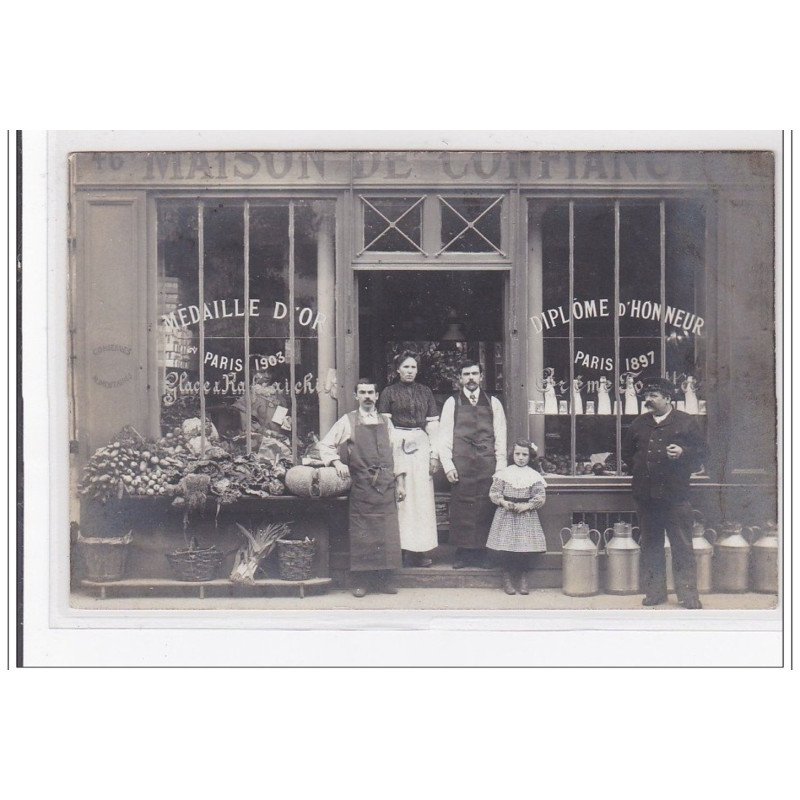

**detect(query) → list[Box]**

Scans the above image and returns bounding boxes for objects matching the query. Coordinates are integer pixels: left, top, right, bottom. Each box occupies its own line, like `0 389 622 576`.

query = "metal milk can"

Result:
691 520 717 595
751 522 779 594
559 523 602 597
603 522 641 595
713 521 752 593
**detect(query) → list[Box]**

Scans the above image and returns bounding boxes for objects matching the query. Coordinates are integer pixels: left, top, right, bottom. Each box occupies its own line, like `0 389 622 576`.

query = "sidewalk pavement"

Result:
71 587 778 612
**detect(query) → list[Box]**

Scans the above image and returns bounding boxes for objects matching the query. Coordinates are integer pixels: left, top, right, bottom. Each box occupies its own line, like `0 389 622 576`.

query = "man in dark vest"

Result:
319 378 407 597
622 377 707 609
438 360 508 569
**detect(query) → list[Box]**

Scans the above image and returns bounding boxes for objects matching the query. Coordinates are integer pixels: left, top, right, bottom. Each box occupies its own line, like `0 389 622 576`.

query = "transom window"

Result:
356 193 508 261
438 195 504 255
360 196 424 254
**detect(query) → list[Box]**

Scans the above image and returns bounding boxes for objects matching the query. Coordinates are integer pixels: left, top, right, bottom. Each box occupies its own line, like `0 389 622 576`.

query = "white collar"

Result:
652 407 672 423
463 388 481 400
359 407 378 418
494 464 544 488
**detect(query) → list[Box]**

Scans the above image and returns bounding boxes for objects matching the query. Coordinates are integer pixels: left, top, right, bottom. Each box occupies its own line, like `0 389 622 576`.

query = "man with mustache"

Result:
438 360 507 569
319 378 407 597
622 378 707 609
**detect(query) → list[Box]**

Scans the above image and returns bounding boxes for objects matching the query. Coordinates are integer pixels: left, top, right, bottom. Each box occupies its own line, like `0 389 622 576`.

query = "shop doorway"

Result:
357 270 506 412
357 270 507 546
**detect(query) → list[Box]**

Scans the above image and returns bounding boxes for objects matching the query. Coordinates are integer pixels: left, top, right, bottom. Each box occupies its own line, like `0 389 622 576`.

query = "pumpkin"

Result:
285 465 351 497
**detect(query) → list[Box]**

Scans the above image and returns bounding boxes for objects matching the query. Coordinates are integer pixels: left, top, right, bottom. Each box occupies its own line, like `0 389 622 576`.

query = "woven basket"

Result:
276 539 316 581
78 532 132 582
167 545 224 581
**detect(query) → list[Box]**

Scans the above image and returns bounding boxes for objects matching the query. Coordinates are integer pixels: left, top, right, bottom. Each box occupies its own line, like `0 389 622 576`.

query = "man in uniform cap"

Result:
622 377 707 609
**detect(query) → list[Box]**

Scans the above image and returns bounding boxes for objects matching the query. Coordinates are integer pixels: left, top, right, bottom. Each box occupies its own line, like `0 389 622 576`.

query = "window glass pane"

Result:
573 204 619 475
666 200 706 414
363 197 422 252
158 202 201 431
294 200 337 450
440 196 502 253
619 203 662 404
538 204 571 476
249 204 289 338
203 203 245 338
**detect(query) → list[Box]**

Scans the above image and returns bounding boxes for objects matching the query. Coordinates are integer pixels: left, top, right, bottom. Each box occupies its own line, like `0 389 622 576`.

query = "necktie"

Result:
469 393 478 406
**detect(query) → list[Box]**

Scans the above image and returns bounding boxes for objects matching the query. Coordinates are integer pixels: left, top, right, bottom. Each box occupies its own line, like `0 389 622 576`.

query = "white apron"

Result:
394 427 439 552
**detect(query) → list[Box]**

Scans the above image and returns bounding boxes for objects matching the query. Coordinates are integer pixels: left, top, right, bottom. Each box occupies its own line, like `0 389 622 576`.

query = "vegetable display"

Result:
78 422 292 509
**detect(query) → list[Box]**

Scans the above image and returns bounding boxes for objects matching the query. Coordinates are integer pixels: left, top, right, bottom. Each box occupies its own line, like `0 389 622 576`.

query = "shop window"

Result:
360 196 424 254
438 195 504 255
531 199 707 478
157 199 336 463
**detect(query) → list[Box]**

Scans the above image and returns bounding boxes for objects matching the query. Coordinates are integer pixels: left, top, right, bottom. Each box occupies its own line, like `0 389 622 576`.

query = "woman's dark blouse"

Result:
378 381 439 428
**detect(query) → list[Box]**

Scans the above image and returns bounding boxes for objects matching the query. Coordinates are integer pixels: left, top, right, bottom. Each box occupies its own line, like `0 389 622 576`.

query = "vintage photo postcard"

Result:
17 131 780 671
47 135 780 628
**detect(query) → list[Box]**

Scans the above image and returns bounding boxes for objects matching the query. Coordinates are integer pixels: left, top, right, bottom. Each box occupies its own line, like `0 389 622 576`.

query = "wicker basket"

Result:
167 545 224 581
78 532 132 582
276 538 316 581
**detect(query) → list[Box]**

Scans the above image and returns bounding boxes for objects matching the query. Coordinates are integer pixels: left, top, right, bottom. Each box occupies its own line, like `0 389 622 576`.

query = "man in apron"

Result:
319 378 407 597
438 361 508 569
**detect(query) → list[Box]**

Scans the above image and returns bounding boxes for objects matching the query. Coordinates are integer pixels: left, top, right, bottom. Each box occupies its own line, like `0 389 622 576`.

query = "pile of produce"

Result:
230 521 291 583
78 425 185 503
79 422 292 509
180 452 290 509
539 452 627 476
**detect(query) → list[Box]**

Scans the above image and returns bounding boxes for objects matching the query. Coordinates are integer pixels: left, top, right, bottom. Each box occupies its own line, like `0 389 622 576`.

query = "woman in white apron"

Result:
377 351 440 566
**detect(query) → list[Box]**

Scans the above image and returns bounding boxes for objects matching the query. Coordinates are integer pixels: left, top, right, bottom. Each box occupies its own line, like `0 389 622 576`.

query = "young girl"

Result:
486 439 547 595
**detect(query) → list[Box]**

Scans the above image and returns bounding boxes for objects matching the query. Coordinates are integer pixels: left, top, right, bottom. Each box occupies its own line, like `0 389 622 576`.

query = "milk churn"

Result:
713 521 752 593
559 523 602 597
603 522 641 595
751 522 779 594
691 519 716 595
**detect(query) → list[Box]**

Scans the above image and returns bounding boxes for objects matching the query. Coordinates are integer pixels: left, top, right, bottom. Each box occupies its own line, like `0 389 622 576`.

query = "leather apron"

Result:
448 392 497 549
340 412 402 572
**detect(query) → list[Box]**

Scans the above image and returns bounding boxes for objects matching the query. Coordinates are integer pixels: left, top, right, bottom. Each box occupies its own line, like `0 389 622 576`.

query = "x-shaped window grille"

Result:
359 196 426 255
436 195 505 257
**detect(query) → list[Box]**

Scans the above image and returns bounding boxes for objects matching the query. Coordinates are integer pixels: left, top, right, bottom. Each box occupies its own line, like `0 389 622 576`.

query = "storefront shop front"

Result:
69 150 777 594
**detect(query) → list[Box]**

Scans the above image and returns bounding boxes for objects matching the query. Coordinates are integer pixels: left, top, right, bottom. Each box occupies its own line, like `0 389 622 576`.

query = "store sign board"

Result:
71 150 773 188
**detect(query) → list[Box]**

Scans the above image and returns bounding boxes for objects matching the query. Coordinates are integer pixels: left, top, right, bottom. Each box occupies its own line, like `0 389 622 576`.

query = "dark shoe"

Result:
517 572 530 595
680 596 703 610
351 585 368 598
404 551 433 568
642 594 667 606
502 571 516 595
